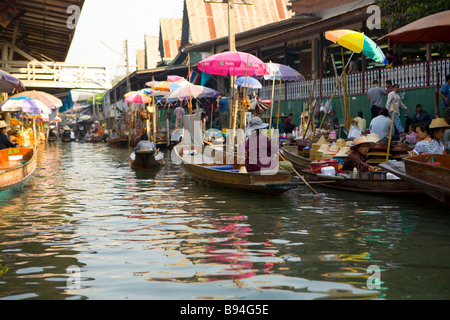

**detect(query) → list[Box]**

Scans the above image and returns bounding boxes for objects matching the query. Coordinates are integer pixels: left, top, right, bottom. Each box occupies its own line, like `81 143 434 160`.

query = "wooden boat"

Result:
281 144 313 170
47 136 57 142
302 168 418 195
380 154 450 205
130 149 164 169
106 137 129 148
0 147 36 192
61 136 71 142
173 145 298 195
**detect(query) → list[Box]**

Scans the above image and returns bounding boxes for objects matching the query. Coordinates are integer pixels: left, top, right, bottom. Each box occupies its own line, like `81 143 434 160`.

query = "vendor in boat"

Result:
109 129 118 140
242 117 278 173
408 120 447 156
48 126 57 139
0 121 19 150
134 132 156 152
85 129 93 142
429 118 450 146
62 126 71 140
341 135 378 172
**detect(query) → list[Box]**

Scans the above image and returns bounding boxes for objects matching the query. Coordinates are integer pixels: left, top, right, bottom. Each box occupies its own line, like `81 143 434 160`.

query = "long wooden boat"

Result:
61 136 71 142
0 147 36 192
173 145 298 195
302 168 418 195
107 137 129 148
281 145 313 170
130 150 164 169
380 154 450 205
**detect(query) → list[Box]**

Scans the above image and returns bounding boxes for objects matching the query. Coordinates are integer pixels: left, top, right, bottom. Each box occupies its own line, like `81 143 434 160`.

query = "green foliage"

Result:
86 93 105 105
375 0 450 31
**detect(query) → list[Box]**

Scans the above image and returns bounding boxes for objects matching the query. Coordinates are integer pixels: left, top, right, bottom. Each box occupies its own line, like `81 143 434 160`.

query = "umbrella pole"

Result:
276 77 282 133
269 71 276 137
128 102 134 146
386 111 395 162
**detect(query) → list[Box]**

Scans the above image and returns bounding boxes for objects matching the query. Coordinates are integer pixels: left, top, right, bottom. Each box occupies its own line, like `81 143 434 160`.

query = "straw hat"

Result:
328 145 340 153
336 139 346 148
367 133 381 143
317 135 328 145
319 144 330 153
63 125 70 130
334 146 351 157
0 120 8 129
247 117 269 130
350 135 375 150
429 118 450 129
300 111 309 118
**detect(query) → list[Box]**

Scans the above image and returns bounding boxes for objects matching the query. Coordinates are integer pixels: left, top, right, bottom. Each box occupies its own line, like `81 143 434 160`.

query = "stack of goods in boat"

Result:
301 135 417 195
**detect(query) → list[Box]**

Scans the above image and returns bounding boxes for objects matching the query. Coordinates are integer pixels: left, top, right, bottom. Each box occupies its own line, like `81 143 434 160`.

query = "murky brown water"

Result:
0 141 449 300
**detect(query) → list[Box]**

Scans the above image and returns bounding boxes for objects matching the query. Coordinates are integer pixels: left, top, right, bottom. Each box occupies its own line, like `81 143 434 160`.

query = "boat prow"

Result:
130 149 164 169
380 154 450 205
0 147 36 192
173 145 298 195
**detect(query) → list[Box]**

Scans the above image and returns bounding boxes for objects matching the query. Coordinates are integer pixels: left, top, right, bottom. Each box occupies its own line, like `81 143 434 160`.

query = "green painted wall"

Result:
269 87 439 133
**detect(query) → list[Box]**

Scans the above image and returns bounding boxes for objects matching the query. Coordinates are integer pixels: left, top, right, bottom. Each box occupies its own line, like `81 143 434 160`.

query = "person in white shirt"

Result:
385 84 409 135
174 105 185 128
369 108 395 142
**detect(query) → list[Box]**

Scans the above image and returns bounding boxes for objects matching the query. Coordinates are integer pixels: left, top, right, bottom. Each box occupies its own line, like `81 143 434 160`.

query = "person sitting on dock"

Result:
282 113 295 135
341 136 378 172
409 122 445 156
0 121 18 150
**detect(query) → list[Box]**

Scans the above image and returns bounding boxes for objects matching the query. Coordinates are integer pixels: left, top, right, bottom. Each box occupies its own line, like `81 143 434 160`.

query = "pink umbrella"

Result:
198 51 269 77
124 91 152 104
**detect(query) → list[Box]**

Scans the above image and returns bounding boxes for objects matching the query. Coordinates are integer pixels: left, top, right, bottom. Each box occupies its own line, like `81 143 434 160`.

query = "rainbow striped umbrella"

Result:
325 29 388 65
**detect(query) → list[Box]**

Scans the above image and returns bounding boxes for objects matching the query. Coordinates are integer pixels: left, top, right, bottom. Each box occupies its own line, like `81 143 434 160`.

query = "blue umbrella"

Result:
235 76 262 89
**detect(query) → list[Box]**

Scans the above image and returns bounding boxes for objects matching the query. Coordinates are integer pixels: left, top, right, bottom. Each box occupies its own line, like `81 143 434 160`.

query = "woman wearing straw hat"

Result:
341 135 378 172
0 120 18 150
409 119 449 156
242 117 275 173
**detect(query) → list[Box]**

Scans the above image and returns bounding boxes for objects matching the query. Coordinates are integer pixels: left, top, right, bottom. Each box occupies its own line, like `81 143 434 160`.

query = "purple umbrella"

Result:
263 63 305 81
0 96 52 115
0 69 25 93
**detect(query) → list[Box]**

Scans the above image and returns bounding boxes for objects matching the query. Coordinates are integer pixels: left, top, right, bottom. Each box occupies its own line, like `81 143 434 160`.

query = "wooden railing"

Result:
0 60 112 90
259 58 450 101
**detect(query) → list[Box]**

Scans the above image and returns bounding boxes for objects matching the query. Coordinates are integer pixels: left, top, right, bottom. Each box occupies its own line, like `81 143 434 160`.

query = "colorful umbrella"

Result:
80 115 92 122
198 51 269 77
0 96 52 114
11 90 62 109
325 29 388 65
167 84 219 102
145 81 172 91
0 69 25 93
235 76 262 89
51 116 62 123
124 91 152 104
263 63 305 81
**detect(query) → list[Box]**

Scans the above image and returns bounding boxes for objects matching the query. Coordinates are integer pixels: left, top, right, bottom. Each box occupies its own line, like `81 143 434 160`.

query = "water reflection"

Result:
0 142 449 300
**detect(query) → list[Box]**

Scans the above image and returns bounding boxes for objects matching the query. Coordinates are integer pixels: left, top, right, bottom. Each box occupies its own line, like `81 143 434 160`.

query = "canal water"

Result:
0 141 449 300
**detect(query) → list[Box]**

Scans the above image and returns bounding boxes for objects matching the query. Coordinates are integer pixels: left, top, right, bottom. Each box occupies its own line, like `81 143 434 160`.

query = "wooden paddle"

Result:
116 155 130 168
279 153 318 195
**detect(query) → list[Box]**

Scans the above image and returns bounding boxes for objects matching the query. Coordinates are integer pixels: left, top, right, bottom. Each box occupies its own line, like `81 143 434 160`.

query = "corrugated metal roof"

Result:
159 18 182 60
0 0 84 62
185 0 293 44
